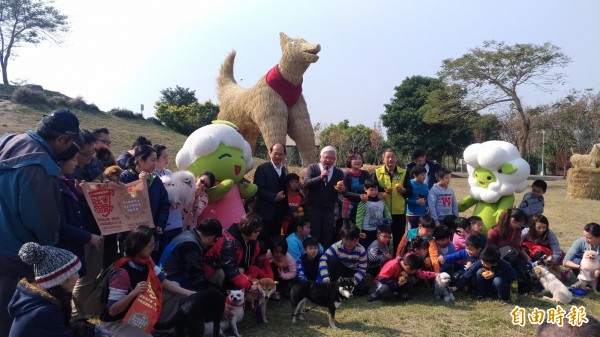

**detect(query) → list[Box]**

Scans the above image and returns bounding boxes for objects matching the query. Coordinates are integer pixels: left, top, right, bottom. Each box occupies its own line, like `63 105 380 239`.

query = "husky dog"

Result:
434 272 455 302
290 278 354 329
571 250 600 293
216 32 321 165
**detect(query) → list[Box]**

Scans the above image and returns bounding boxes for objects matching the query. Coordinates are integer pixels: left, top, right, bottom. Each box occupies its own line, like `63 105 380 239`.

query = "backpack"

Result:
83 263 115 317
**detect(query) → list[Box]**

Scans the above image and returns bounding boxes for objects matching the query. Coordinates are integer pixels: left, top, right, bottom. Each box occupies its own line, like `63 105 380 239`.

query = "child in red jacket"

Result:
367 253 437 302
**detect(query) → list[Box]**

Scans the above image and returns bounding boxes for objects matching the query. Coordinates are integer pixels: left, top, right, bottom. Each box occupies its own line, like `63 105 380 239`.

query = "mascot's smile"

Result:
234 165 241 175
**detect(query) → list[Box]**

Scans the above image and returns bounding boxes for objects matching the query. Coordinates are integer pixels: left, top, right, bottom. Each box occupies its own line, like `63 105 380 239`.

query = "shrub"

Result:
48 96 71 108
86 103 101 113
134 113 145 120
109 108 136 119
146 117 163 126
69 96 89 111
11 87 48 105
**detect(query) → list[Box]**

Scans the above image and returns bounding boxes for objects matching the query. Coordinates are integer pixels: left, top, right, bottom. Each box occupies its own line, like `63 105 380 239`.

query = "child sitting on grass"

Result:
453 217 472 251
439 235 483 290
319 224 369 296
468 215 486 247
296 236 322 282
367 253 436 302
268 237 297 299
396 215 440 272
434 225 456 274
367 224 393 277
467 246 518 304
286 218 323 261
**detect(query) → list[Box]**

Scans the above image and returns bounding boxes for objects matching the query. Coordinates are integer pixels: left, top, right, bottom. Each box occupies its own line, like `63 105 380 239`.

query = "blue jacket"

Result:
120 169 170 229
0 131 61 260
406 178 429 216
8 280 71 337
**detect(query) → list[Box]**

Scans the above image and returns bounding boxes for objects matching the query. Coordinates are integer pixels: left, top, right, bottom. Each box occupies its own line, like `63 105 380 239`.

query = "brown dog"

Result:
101 165 123 184
216 32 320 166
246 278 278 324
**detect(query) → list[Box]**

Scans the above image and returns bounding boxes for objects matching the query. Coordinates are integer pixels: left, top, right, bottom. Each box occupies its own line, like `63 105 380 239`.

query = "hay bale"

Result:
567 166 600 200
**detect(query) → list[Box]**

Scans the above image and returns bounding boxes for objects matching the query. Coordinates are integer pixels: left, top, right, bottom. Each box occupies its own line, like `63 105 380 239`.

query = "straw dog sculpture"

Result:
216 32 320 166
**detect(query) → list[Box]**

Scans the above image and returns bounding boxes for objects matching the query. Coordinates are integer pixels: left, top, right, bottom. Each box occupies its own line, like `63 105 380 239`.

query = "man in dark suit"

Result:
304 146 345 248
253 143 287 242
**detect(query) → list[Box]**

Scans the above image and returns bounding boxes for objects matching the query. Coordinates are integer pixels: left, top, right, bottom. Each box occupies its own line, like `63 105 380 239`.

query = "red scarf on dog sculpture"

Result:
265 65 302 107
117 256 163 333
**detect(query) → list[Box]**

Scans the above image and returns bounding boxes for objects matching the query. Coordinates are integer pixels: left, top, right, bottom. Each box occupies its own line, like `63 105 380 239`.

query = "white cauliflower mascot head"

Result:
459 141 530 232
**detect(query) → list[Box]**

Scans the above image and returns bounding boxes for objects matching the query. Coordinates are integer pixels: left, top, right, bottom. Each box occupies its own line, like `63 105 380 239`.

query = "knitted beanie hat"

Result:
18 242 81 289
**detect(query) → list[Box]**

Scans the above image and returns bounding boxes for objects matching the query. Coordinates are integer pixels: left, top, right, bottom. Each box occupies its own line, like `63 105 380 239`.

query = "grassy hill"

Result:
0 85 188 167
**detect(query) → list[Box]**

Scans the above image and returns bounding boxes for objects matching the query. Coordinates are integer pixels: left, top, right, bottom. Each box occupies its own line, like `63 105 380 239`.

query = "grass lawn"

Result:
234 177 599 337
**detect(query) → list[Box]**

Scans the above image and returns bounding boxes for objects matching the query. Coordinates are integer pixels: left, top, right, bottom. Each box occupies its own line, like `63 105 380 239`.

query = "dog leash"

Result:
291 303 320 317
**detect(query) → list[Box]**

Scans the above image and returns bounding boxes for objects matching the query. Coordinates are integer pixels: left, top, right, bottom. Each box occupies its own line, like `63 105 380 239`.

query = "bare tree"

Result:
0 0 68 84
440 41 571 157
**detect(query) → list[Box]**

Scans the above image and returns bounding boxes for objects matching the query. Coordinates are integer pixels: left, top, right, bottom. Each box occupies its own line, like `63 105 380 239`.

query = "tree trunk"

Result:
1 62 7 85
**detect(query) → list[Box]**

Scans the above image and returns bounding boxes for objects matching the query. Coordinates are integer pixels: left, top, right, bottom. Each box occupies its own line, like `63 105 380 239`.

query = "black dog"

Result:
154 287 225 337
290 278 354 329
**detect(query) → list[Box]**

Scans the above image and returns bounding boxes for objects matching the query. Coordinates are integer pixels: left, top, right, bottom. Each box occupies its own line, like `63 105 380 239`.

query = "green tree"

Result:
157 85 197 106
439 41 571 157
318 120 373 164
155 100 219 135
0 0 68 84
381 75 481 162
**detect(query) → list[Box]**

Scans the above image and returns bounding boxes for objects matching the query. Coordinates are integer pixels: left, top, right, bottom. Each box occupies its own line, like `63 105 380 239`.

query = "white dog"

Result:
434 272 455 302
571 250 600 293
161 170 197 206
205 289 245 337
533 266 573 304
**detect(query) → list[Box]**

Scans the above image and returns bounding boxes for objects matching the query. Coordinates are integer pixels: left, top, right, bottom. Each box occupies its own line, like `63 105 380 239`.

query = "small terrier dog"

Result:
434 272 455 302
101 165 123 184
571 250 600 293
220 289 245 337
247 278 278 324
533 266 572 304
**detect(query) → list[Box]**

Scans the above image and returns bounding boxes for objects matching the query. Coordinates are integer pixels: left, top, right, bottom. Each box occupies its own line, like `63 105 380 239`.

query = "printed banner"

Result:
81 180 154 235
123 271 162 333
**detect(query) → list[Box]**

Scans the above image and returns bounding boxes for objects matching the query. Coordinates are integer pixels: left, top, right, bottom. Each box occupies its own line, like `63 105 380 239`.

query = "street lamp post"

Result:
541 130 545 176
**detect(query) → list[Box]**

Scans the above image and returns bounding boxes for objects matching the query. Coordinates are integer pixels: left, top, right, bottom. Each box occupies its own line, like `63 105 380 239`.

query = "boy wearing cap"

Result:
0 109 82 336
159 218 224 289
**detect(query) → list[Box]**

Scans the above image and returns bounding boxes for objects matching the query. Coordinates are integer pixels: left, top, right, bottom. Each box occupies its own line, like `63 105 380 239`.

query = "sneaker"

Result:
367 291 380 302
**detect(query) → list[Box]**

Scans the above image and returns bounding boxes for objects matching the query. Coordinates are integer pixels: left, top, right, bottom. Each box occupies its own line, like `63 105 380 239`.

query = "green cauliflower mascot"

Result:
458 140 529 233
175 121 257 229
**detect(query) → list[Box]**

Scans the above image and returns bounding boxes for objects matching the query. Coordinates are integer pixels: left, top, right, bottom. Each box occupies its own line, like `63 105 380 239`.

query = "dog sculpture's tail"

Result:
217 51 242 102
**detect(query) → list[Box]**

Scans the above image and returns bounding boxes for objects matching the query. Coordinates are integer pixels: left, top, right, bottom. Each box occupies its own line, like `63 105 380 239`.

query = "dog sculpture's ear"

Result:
226 290 232 295
280 32 291 50
274 281 279 286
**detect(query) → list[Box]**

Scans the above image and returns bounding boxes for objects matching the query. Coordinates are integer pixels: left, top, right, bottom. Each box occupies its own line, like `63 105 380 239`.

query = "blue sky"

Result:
10 0 600 132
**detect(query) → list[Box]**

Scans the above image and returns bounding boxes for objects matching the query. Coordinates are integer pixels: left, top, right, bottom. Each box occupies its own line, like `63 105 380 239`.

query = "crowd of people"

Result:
1 109 599 336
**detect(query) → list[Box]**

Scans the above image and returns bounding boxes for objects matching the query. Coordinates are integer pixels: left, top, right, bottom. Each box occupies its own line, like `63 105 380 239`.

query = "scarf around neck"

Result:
265 65 303 107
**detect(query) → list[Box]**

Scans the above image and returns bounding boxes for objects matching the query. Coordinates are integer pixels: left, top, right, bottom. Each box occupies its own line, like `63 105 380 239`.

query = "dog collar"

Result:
265 65 302 107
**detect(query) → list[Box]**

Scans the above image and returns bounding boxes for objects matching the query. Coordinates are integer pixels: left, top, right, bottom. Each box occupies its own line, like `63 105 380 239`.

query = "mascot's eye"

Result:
218 153 232 159
497 168 503 174
291 41 298 46
487 176 492 180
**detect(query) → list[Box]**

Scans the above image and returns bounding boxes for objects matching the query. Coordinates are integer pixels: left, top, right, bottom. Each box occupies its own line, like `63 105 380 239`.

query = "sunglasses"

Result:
200 178 210 188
